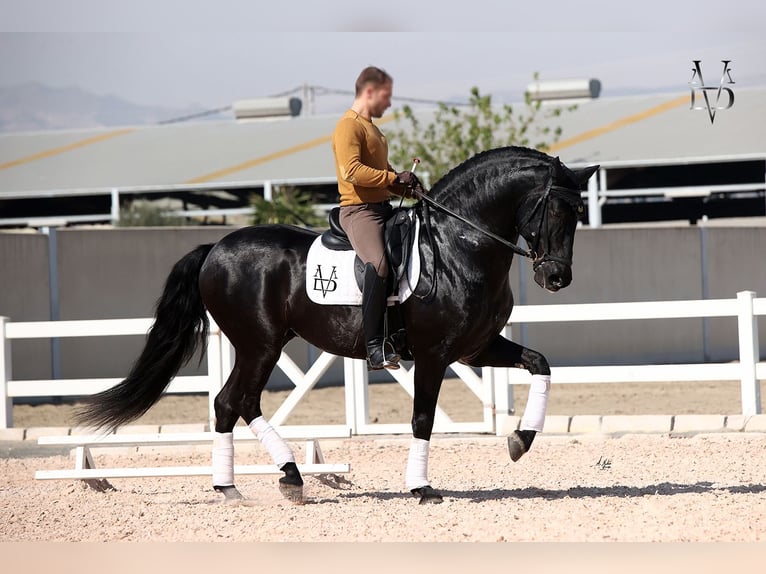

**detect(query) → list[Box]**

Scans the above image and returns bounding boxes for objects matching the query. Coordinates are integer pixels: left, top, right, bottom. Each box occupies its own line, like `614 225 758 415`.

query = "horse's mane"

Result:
428 146 553 201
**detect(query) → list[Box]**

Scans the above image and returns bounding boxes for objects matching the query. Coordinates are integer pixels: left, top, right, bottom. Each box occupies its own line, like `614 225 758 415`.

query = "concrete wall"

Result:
515 227 707 365
1 224 764 391
0 227 324 389
55 227 232 380
704 227 766 361
0 232 51 379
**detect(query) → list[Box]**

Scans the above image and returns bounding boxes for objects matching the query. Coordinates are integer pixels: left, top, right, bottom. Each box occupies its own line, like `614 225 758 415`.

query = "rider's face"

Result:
367 81 393 118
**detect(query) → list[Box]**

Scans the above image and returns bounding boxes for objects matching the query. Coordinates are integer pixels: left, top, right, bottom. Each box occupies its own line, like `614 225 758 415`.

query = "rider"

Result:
331 66 424 371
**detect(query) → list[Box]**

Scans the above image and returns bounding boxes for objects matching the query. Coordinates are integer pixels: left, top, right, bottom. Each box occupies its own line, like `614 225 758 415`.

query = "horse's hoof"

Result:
411 485 443 505
507 432 528 462
508 429 537 462
278 482 305 504
214 484 244 501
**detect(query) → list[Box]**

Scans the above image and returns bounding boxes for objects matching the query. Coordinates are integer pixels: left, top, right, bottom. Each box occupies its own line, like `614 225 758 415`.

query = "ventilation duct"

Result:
232 97 302 119
526 79 601 101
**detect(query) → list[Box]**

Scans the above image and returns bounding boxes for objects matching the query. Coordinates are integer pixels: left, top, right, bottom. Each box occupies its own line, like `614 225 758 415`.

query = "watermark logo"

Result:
595 456 612 470
313 264 338 298
689 60 735 124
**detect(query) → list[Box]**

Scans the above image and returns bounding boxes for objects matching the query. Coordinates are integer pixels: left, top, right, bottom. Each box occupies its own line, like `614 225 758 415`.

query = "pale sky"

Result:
1 0 764 111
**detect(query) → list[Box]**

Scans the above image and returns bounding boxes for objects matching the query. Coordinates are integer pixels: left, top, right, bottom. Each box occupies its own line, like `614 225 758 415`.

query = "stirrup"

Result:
366 339 400 371
382 340 401 370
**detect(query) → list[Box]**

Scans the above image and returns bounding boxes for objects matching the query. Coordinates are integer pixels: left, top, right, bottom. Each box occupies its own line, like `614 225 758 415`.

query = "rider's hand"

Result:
394 170 427 197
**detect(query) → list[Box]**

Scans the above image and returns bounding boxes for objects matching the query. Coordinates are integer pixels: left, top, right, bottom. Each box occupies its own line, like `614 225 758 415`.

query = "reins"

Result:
408 172 583 266
391 162 584 301
410 187 533 258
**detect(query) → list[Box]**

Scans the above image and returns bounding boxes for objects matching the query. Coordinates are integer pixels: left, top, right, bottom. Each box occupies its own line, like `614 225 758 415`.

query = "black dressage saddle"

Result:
321 207 417 292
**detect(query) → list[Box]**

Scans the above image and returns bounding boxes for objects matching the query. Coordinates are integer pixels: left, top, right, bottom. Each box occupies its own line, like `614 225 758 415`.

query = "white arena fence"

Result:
1 291 763 433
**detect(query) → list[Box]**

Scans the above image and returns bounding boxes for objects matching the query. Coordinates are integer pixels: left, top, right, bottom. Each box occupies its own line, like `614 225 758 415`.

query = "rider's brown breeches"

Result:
339 201 392 278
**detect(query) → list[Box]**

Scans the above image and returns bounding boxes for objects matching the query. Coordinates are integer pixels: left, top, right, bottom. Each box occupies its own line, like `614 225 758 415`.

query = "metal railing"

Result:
2 155 765 228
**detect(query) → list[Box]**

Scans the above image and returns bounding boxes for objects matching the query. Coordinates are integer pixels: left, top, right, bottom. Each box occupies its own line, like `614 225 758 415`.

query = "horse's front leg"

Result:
407 359 448 505
464 334 551 461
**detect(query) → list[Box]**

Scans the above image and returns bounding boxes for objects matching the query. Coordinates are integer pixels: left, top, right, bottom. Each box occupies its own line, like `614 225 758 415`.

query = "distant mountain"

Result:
0 82 227 133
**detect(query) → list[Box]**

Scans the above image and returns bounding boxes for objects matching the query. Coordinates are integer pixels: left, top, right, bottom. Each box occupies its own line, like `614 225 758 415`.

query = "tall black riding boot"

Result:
362 263 401 371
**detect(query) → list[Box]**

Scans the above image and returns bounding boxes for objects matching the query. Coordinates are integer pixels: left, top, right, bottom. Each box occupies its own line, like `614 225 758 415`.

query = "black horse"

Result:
77 146 598 504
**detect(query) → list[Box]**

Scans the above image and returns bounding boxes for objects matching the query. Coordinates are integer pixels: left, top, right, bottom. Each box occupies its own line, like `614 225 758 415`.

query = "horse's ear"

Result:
552 156 568 181
572 165 600 186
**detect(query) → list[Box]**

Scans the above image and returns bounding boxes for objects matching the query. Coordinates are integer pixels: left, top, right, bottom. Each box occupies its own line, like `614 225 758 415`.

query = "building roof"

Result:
1 87 765 197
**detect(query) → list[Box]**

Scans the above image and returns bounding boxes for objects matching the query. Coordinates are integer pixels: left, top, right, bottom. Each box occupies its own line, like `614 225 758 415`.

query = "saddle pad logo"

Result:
313 265 338 298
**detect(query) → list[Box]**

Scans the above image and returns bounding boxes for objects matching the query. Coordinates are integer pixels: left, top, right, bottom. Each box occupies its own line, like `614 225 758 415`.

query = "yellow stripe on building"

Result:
0 128 135 171
186 115 396 184
546 95 689 153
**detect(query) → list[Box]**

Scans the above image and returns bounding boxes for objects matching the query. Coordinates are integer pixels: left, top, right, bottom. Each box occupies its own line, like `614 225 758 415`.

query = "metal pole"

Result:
41 227 61 381
0 316 12 428
699 218 711 361
110 188 120 225
587 170 602 228
263 180 273 202
737 290 761 415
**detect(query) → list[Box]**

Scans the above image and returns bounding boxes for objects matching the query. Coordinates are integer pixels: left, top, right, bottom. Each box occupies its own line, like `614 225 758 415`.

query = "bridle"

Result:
515 180 585 270
409 169 584 268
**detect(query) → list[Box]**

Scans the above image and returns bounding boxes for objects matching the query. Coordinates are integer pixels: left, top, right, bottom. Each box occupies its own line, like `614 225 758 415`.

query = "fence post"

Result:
344 358 368 435
205 319 223 430
587 170 602 228
343 358 357 434
737 290 761 415
110 188 120 224
0 317 12 428
489 326 514 435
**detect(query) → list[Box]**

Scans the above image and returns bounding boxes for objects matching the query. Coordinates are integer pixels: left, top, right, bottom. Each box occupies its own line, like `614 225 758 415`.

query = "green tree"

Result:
388 75 575 184
117 200 188 227
251 186 324 227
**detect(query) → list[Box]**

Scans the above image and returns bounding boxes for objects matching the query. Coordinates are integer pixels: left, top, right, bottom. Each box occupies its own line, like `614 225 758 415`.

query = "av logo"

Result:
689 60 735 124
313 265 338 297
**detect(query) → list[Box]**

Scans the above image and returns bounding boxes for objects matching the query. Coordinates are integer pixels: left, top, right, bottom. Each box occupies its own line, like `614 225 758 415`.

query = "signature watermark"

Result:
595 456 612 470
689 60 735 124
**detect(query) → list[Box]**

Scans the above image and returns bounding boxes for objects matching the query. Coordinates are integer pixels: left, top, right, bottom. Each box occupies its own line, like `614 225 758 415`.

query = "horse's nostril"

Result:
549 274 562 287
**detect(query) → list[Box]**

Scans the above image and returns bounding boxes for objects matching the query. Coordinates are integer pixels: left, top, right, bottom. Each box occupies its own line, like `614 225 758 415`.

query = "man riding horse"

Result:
77 67 599 503
331 66 425 371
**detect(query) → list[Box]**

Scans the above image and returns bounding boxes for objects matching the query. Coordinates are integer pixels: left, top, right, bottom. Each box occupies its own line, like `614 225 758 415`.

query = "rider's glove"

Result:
394 171 427 197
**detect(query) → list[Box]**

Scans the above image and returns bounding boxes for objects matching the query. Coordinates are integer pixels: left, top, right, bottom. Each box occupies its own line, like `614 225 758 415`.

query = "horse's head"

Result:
517 158 599 292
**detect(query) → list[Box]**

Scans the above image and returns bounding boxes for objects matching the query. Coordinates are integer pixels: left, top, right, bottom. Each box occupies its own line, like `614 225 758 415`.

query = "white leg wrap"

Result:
212 432 234 486
520 374 551 432
405 438 430 491
249 416 295 468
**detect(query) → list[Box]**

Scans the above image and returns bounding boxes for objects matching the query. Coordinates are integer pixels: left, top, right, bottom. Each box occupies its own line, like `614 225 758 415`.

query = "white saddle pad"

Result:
306 215 421 306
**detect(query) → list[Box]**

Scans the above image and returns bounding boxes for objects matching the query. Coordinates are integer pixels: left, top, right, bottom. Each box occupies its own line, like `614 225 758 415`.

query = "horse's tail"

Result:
75 243 215 431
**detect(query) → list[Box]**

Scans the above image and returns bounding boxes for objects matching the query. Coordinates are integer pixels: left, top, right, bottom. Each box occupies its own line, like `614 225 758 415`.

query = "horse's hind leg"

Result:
212 352 303 503
463 334 551 461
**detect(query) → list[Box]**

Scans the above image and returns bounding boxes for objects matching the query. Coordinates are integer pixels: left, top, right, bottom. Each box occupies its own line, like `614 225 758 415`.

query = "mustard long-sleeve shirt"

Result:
332 109 399 206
